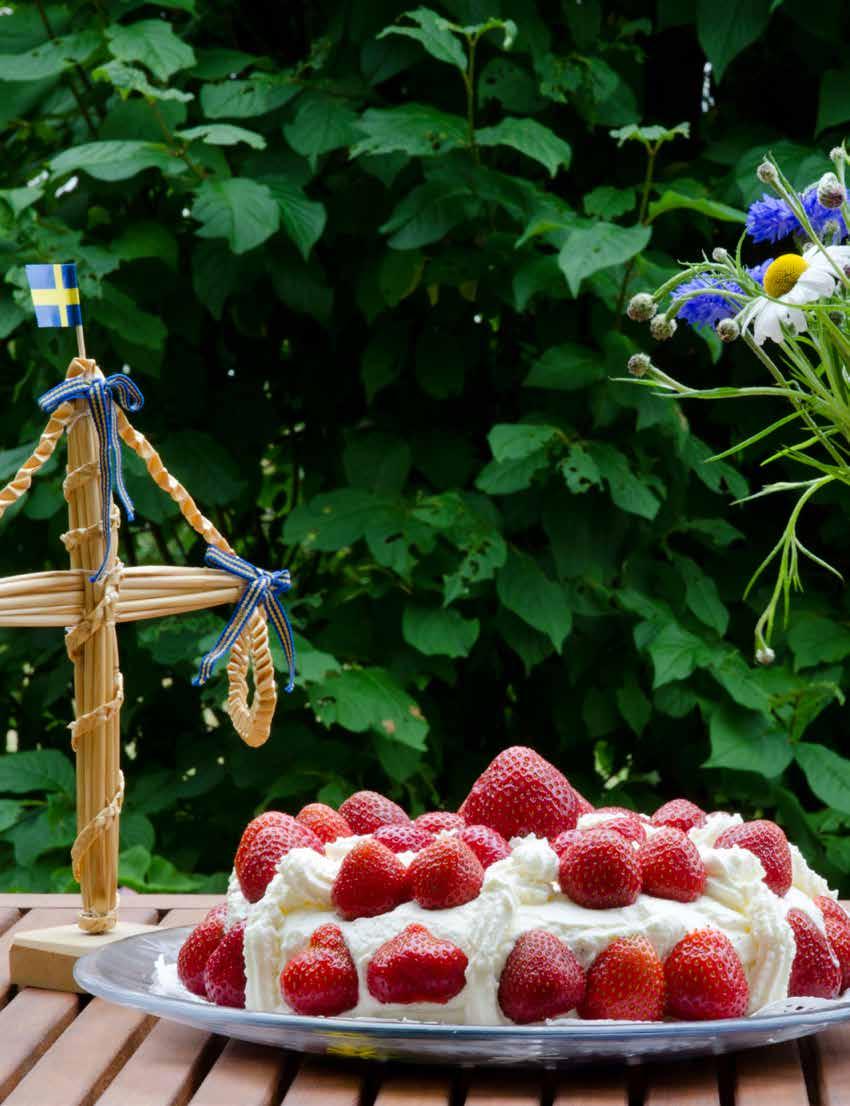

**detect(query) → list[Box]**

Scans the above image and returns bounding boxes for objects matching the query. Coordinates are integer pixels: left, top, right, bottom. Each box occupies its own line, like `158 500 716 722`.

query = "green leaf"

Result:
200 75 297 118
817 70 850 135
476 452 549 494
587 442 661 520
378 8 467 71
284 489 399 551
0 749 75 797
705 704 792 778
648 190 746 223
157 430 247 506
676 555 729 635
260 176 326 260
93 60 194 102
107 19 195 81
0 31 99 81
351 104 468 160
111 221 178 268
90 285 167 350
648 623 712 687
558 223 652 296
787 616 850 668
402 604 480 657
178 123 265 148
0 800 24 832
710 652 771 713
475 118 572 177
697 0 772 81
344 432 412 494
191 178 279 254
137 612 221 666
51 140 174 182
583 185 636 219
497 550 572 651
487 423 560 461
120 811 155 852
381 178 477 249
616 674 651 736
524 342 604 390
311 668 428 749
609 122 690 146
560 445 602 494
796 743 850 816
283 93 361 168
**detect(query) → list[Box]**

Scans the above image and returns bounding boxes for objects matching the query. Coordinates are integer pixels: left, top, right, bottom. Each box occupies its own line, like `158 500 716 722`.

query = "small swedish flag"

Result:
25 263 82 328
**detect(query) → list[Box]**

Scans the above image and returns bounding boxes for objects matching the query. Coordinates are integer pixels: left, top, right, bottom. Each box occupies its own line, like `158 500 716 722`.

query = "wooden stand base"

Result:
9 921 160 993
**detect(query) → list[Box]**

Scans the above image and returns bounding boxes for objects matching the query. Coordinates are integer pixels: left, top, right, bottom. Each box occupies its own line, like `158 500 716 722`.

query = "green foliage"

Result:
0 0 850 894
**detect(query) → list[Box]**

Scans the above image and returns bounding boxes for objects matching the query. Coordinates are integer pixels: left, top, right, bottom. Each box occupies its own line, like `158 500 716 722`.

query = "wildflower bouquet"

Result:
626 147 850 666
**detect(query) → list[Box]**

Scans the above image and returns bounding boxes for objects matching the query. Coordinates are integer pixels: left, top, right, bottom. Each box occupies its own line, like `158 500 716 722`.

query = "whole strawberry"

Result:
374 822 435 854
415 811 466 834
651 799 707 835
639 828 706 903
816 896 850 990
280 923 359 1016
296 803 352 845
787 908 841 999
409 837 484 910
331 838 410 920
551 829 583 857
177 904 227 997
459 745 578 840
204 921 247 1008
593 807 646 845
580 936 665 1021
236 814 324 903
498 930 586 1024
234 810 289 861
664 929 749 1020
715 820 792 897
367 924 468 1005
460 824 511 869
339 790 409 834
558 829 641 910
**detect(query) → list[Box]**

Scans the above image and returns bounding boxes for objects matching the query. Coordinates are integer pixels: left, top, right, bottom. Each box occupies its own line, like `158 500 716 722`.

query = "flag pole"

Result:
75 324 86 361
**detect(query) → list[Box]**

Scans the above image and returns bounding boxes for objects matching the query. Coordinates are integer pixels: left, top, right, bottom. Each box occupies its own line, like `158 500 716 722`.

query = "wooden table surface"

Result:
0 894 848 1106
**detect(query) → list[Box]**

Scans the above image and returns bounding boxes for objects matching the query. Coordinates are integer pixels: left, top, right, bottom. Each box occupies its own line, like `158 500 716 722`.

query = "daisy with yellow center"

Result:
741 244 850 345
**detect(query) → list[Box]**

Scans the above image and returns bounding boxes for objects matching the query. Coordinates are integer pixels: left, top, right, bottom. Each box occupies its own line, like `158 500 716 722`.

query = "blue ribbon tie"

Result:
39 373 144 583
193 546 297 693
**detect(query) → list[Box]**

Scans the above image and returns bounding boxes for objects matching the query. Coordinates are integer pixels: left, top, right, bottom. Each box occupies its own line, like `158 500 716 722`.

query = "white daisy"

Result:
740 244 850 345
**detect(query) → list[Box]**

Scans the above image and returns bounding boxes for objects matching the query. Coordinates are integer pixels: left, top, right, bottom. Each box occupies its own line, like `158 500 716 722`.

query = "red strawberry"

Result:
414 811 466 834
651 799 707 835
551 829 583 856
573 789 595 817
459 745 578 840
204 921 246 1008
558 829 641 910
498 930 586 1024
816 896 850 990
234 810 289 859
339 790 409 834
280 923 359 1016
331 838 410 920
460 824 511 869
367 924 468 1005
374 822 435 854
296 803 352 844
236 814 324 903
715 820 792 897
409 836 484 910
787 908 841 999
664 929 749 1020
579 936 665 1021
593 807 646 845
639 828 706 903
177 904 227 997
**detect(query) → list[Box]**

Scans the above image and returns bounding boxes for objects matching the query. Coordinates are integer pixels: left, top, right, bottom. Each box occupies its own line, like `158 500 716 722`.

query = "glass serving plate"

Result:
74 926 850 1067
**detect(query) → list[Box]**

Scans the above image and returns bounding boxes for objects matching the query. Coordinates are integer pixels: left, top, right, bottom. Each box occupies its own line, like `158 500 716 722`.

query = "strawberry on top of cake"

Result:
172 745 850 1025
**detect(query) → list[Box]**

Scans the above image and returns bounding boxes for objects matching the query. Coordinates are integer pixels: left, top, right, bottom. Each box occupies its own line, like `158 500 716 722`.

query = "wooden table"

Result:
0 894 848 1106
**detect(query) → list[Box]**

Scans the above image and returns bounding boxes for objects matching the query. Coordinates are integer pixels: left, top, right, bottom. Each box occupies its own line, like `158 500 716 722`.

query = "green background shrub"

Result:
1 0 850 894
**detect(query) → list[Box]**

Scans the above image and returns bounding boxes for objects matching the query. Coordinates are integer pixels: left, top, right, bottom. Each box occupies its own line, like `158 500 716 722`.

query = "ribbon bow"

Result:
39 373 144 583
193 546 296 692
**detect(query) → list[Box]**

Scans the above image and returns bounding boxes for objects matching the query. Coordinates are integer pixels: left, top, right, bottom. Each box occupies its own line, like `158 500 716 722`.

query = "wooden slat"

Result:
155 908 211 930
0 989 79 1100
283 1058 365 1106
0 908 78 1005
0 894 223 910
373 1069 453 1106
553 1068 630 1105
812 1022 850 1106
644 1057 720 1105
0 907 20 936
465 1071 543 1105
188 1040 288 1106
733 1041 809 1106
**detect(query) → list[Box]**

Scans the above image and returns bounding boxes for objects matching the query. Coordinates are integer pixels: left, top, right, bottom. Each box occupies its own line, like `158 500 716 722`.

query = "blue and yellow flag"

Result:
25 263 82 328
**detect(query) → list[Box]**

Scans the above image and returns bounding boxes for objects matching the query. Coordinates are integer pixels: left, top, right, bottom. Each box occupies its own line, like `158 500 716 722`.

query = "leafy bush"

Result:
2 0 850 894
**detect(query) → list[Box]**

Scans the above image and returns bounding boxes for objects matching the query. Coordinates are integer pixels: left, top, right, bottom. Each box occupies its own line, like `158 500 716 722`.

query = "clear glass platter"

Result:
74 927 850 1067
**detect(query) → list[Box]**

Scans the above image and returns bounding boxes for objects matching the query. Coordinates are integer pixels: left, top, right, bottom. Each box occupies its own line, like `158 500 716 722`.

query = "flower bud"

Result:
817 171 846 210
626 292 657 322
757 160 778 185
627 353 651 378
716 317 740 343
830 147 847 166
711 247 729 262
650 314 677 341
755 646 775 667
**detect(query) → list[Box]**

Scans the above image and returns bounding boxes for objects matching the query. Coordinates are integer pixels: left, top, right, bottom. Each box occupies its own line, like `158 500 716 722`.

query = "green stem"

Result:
463 34 480 164
615 141 658 324
147 100 207 182
33 0 99 136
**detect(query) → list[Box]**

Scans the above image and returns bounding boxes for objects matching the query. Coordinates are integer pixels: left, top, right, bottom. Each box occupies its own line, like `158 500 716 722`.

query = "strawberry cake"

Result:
167 746 850 1024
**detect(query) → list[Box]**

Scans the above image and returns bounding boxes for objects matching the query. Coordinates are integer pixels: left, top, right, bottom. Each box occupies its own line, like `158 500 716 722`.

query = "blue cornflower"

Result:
801 186 847 242
746 194 800 243
672 274 743 328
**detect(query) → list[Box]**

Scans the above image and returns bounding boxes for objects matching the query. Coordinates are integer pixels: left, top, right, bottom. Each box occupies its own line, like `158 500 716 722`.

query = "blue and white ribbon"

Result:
193 546 296 692
39 373 144 583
